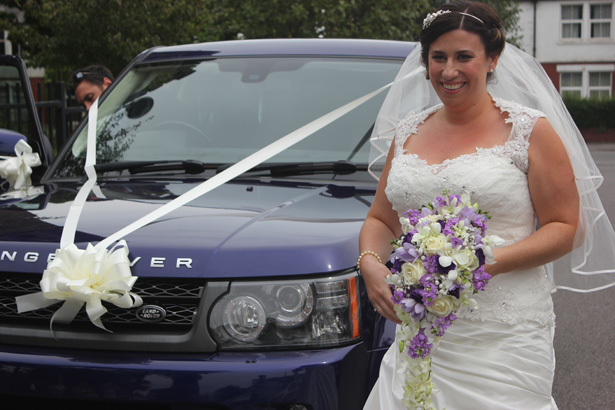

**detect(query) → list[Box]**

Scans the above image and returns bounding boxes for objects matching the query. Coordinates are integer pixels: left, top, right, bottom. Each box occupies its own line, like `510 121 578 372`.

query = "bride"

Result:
358 1 615 409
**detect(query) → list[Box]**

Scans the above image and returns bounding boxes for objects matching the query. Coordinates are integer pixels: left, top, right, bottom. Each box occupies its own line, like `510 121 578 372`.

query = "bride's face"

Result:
427 29 497 108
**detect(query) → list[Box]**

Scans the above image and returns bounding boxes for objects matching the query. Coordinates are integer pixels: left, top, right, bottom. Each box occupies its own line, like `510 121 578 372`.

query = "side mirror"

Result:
0 128 27 156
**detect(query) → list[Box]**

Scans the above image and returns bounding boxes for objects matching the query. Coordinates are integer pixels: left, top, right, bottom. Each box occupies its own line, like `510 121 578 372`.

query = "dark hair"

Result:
419 1 505 73
69 65 114 95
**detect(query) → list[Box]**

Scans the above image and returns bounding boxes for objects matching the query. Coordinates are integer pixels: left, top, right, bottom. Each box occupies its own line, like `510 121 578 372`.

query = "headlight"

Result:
209 272 360 350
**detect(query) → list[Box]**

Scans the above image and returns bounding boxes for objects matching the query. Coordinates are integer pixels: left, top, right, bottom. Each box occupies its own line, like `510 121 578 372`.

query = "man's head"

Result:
70 65 114 110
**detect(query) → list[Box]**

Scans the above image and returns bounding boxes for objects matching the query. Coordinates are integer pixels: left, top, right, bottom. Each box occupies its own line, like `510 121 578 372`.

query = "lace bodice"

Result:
385 97 555 327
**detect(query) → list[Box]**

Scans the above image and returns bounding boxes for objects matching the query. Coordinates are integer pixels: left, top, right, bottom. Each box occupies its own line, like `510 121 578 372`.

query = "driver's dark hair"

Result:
69 65 114 95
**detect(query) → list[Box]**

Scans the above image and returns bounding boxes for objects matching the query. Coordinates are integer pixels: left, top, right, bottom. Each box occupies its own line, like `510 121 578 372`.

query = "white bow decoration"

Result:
16 240 143 332
0 139 41 190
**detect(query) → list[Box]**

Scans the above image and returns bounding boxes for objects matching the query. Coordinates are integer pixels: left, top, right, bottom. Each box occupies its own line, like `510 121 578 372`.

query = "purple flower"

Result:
422 255 440 274
435 196 447 208
392 289 405 304
418 275 438 307
472 265 491 291
404 209 422 226
420 207 434 218
443 218 458 236
447 283 462 299
408 328 433 359
438 219 446 232
390 258 404 274
450 236 463 248
393 241 419 262
475 248 485 266
437 260 456 275
402 295 426 321
431 312 458 337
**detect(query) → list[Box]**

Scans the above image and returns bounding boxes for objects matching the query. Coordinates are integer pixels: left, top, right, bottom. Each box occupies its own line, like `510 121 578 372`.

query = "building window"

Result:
561 72 583 98
589 71 612 99
562 4 583 38
559 65 614 99
590 4 612 38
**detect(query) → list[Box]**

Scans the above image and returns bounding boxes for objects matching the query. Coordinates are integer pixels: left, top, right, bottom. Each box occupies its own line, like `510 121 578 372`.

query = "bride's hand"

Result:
361 258 401 324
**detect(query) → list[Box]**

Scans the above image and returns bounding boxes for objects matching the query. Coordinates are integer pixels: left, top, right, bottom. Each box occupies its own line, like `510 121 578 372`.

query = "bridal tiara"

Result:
423 10 485 29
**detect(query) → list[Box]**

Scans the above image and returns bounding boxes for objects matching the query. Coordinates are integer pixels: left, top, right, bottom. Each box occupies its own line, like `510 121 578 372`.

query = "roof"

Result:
138 38 416 63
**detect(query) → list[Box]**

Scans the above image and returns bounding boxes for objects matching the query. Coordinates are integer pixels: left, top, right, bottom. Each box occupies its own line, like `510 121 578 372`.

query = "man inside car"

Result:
70 65 114 110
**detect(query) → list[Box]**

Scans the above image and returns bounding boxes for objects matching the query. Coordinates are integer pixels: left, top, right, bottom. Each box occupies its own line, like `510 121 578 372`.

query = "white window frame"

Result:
561 3 584 39
560 2 614 41
558 64 615 98
590 3 613 38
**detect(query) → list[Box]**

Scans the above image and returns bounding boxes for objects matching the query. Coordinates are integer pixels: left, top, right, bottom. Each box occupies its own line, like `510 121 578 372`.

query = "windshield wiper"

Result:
217 160 361 177
95 160 217 175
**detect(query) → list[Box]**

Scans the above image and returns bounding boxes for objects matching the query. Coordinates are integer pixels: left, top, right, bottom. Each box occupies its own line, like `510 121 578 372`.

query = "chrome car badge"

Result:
136 305 167 323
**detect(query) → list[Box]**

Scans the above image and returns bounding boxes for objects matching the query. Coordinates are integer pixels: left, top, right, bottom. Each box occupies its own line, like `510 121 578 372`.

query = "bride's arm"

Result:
359 142 403 323
488 118 579 276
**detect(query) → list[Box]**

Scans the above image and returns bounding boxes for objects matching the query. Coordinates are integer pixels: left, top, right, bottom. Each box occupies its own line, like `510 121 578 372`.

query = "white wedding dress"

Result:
364 97 558 410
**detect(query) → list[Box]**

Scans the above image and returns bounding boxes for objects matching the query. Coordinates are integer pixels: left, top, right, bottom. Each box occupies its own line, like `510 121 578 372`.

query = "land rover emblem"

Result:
136 305 167 323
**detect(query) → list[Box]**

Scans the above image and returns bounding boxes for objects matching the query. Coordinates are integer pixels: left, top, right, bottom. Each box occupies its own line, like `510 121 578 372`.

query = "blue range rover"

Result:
0 39 414 410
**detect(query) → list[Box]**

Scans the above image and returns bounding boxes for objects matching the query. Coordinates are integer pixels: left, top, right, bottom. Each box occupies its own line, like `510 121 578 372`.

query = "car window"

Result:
54 57 402 178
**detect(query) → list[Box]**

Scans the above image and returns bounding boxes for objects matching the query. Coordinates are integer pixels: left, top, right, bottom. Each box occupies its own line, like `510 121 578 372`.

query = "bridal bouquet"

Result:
387 191 503 409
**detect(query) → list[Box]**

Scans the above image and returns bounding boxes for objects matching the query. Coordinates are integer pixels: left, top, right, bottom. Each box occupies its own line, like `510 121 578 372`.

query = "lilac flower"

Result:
418 275 438 307
392 289 405 304
404 209 422 226
435 196 448 208
408 328 433 359
443 218 459 236
422 255 440 274
431 313 458 337
450 236 464 248
472 265 491 291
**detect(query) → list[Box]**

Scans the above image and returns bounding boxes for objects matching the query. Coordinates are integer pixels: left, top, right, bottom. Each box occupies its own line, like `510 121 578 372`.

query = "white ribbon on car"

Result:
0 139 41 190
15 82 392 331
16 102 142 332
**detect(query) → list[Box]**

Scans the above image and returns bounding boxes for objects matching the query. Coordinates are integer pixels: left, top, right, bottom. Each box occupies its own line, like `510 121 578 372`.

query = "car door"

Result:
0 55 52 185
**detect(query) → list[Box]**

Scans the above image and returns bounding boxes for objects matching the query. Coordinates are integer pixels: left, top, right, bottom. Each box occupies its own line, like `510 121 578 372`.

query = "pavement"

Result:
588 142 615 151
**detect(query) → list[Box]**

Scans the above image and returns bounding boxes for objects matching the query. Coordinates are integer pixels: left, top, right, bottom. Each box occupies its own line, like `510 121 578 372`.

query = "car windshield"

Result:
54 56 403 178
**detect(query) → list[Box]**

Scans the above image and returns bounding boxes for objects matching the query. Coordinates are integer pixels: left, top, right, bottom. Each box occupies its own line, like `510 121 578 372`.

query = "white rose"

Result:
423 234 447 255
426 295 457 317
401 260 426 285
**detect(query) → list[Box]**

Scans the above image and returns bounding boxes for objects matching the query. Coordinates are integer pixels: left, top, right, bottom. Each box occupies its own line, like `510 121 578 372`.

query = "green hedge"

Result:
563 97 615 130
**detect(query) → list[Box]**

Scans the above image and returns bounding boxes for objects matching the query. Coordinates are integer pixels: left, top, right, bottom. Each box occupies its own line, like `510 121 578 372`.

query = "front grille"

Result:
0 272 205 331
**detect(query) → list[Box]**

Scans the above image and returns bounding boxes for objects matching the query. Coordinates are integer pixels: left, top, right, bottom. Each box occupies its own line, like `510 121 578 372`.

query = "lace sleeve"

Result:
494 98 546 174
393 105 442 156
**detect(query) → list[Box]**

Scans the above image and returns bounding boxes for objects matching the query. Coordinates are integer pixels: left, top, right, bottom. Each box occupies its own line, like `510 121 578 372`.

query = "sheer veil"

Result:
368 43 615 293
